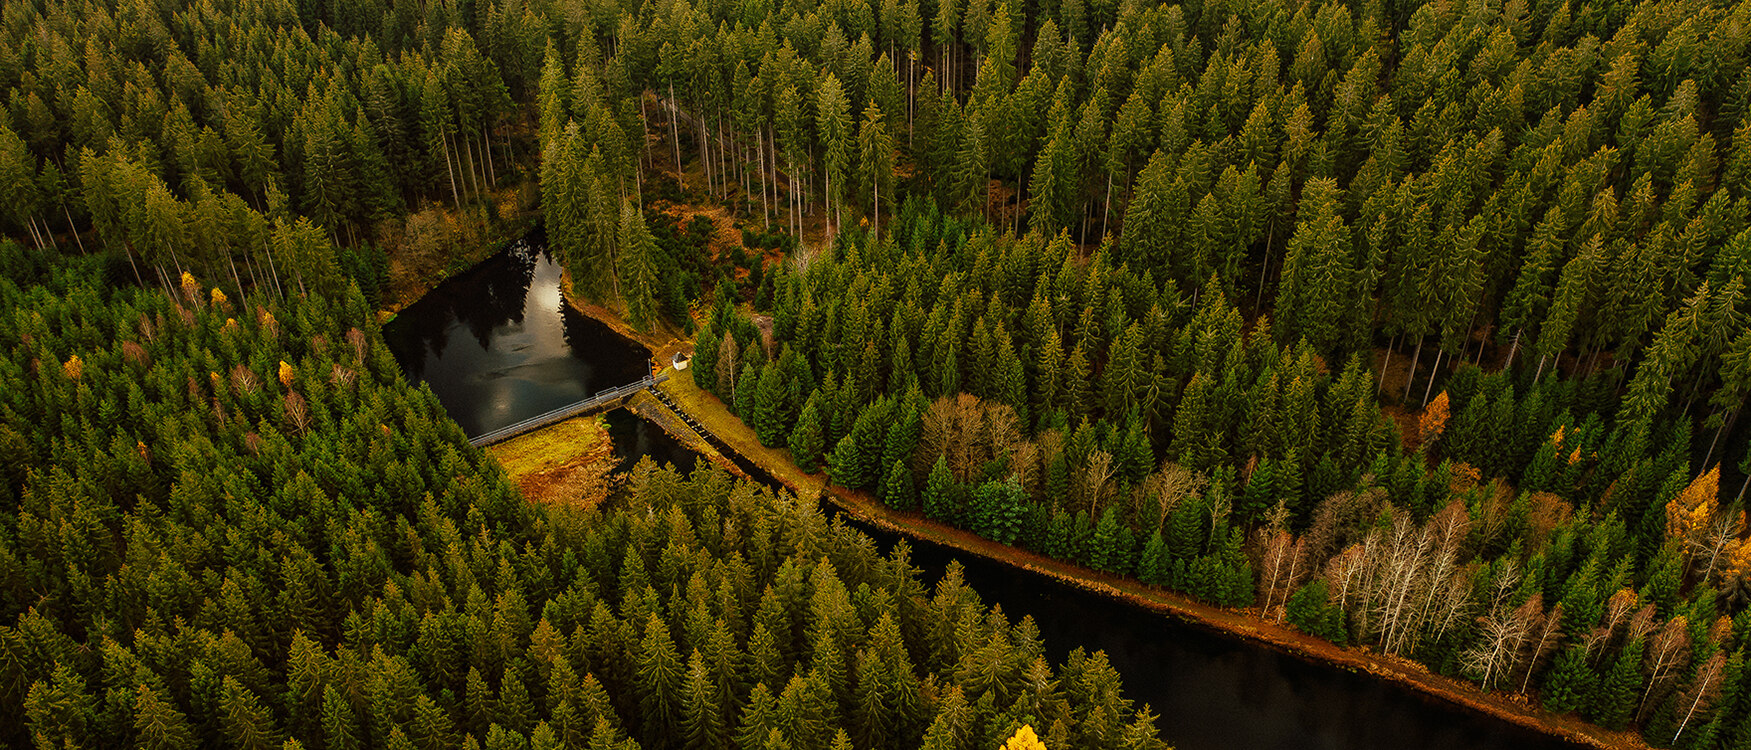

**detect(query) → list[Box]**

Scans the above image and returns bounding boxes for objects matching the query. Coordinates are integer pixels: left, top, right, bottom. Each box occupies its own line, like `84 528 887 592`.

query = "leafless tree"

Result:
1372 514 1432 654
1627 603 1660 646
1139 461 1205 533
1301 487 1389 566
1692 510 1744 584
1517 602 1565 695
1254 528 1306 619
1463 594 1532 692
1080 450 1115 515
1638 617 1695 723
1324 544 1368 618
1672 650 1729 745
283 390 311 435
231 363 260 394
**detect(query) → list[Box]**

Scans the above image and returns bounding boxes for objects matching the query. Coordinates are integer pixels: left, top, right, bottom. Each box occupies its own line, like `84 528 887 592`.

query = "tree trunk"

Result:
1101 172 1113 242
1422 348 1444 407
1378 334 1395 396
669 83 684 191
481 128 496 188
1254 227 1275 312
61 201 86 253
225 247 246 301
1705 405 1742 469
440 131 460 203
125 246 145 287
1403 335 1424 401
261 233 285 300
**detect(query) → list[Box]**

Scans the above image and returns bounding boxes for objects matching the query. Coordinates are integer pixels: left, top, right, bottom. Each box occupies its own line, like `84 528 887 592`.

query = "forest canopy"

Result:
0 244 1168 749
8 0 1751 744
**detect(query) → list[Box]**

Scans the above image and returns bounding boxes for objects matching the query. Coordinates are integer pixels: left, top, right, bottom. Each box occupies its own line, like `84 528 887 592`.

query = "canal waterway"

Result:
386 240 1590 750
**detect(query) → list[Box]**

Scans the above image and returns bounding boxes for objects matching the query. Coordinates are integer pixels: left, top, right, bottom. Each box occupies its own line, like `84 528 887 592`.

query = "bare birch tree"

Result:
1517 602 1565 695
1671 650 1728 745
1637 616 1693 723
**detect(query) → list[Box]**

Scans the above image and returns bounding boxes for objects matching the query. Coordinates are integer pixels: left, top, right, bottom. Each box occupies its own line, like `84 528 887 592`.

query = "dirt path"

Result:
546 178 1643 747
622 391 749 480
639 324 1645 750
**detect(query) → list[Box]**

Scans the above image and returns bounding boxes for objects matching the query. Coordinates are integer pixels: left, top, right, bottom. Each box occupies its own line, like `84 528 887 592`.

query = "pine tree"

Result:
135 685 199 750
818 74 854 231
882 458 917 510
735 361 761 419
219 676 280 750
694 320 721 392
636 615 685 748
1274 178 1355 354
877 399 922 502
923 456 958 523
753 361 792 447
1589 640 1646 730
789 393 827 473
618 204 660 330
1542 645 1594 715
858 101 896 238
681 650 726 750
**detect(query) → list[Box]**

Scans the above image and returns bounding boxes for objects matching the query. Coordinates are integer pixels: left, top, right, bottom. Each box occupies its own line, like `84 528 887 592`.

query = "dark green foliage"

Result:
1284 581 1347 646
881 458 917 511
0 255 1170 750
923 457 959 524
1590 641 1647 731
969 478 1026 545
788 394 827 473
18 0 1751 734
1541 646 1595 715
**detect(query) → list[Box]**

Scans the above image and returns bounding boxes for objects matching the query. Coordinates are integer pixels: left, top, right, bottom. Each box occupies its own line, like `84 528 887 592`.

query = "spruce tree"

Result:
618 204 660 330
753 361 791 447
789 393 827 473
735 361 761 419
923 456 958 523
635 615 684 748
1542 645 1594 715
882 458 918 510
1589 640 1646 730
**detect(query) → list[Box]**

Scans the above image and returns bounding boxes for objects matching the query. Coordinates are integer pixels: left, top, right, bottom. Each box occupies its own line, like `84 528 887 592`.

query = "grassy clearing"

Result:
486 416 618 507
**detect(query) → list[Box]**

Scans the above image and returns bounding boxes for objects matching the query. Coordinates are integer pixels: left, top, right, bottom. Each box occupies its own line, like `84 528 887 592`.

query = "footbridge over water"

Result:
468 374 668 447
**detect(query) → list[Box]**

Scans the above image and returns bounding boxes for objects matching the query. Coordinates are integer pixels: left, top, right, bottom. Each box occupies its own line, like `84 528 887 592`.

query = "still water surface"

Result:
384 239 694 471
387 241 1587 750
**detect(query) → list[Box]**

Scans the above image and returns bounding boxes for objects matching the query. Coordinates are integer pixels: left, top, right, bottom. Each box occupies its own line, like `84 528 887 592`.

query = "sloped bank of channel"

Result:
389 238 1616 750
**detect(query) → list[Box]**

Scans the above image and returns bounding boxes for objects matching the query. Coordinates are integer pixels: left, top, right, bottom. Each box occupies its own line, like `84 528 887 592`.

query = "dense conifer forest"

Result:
0 247 1165 748
7 0 1751 745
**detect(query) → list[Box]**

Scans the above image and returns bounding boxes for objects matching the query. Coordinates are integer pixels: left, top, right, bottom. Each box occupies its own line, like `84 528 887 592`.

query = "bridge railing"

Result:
468 373 668 447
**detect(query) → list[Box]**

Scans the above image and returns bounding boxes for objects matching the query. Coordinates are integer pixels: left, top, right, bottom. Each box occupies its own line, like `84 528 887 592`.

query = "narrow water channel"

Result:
386 240 1590 750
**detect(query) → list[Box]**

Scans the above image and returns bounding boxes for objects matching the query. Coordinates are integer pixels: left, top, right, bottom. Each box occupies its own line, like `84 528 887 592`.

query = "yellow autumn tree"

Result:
278 361 295 388
1001 725 1046 750
1667 466 1720 546
180 271 201 306
1419 391 1450 447
1729 540 1751 581
63 354 82 380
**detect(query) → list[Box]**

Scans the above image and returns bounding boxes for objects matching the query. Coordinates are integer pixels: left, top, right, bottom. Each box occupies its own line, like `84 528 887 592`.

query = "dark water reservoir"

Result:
384 239 693 471
387 240 1588 750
